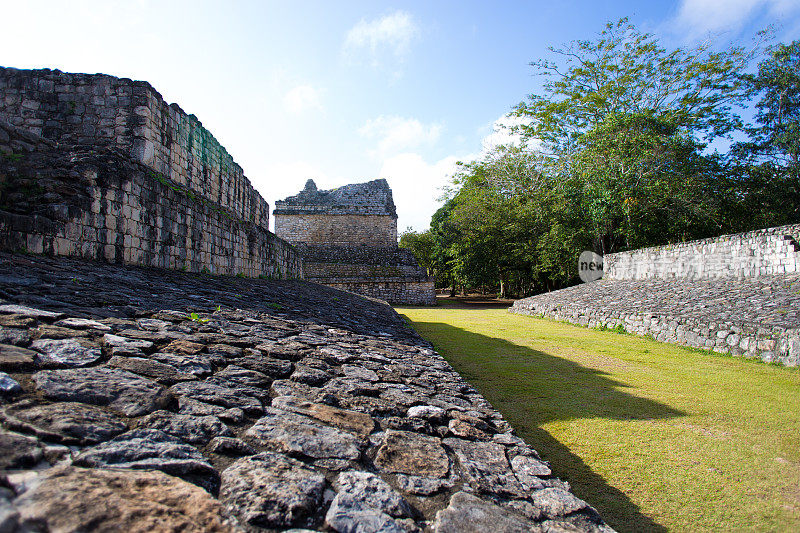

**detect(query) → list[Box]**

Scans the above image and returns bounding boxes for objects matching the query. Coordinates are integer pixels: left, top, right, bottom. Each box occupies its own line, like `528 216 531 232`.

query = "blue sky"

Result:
3 0 800 232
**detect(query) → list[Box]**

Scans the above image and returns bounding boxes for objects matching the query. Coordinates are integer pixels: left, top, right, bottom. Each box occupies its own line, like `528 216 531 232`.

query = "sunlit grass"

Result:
396 304 800 533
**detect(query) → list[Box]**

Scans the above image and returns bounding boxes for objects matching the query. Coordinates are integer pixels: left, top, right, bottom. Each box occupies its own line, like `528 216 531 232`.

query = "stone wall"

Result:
274 180 436 305
510 275 800 367
275 214 397 247
0 119 301 279
0 67 268 230
299 245 436 306
0 252 612 532
605 224 800 280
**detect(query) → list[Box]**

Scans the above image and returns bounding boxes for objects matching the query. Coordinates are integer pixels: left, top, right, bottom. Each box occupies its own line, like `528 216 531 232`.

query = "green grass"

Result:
396 304 800 533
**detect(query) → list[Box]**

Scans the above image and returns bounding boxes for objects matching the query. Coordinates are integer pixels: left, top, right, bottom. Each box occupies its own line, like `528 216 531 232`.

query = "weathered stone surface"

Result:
34 325 91 339
103 333 154 356
407 405 446 422
0 327 31 346
531 487 589 518
220 452 326 529
291 365 332 386
170 381 262 414
33 367 173 417
0 344 37 371
208 436 256 456
512 454 552 490
54 317 112 331
153 352 215 376
432 491 535 533
13 466 234 532
74 429 219 492
342 364 379 382
0 430 43 470
335 471 412 518
30 338 102 367
0 304 62 319
107 355 197 384
0 371 21 394
136 410 232 444
232 355 293 378
163 339 206 354
1 401 127 444
325 493 408 533
443 438 525 497
395 474 454 496
272 396 376 437
178 397 245 423
374 430 449 478
246 407 362 460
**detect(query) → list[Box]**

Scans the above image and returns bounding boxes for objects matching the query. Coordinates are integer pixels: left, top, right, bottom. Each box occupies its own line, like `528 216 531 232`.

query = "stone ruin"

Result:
274 179 436 306
512 225 800 366
0 66 614 531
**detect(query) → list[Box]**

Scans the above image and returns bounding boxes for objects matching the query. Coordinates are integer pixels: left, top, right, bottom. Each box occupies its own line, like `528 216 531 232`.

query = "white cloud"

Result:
479 114 531 152
379 153 462 232
283 84 323 114
343 11 419 67
674 0 800 37
359 115 441 156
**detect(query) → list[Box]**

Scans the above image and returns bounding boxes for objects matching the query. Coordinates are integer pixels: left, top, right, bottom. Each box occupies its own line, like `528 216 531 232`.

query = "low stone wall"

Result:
0 67 269 230
510 276 800 367
605 224 800 280
299 245 436 306
0 252 612 532
0 120 301 278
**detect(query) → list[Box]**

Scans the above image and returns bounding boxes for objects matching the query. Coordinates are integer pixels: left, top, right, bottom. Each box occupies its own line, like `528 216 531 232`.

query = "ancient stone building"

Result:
274 179 436 305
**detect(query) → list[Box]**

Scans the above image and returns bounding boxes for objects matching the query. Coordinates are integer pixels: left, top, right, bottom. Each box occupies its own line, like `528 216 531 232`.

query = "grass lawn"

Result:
396 300 800 533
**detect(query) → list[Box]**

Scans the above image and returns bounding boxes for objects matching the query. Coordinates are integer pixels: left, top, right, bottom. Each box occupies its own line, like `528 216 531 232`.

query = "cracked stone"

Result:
54 317 112 331
163 339 206 354
13 465 234 532
325 493 408 533
231 355 293 378
531 487 589 518
208 436 256 456
374 430 449 478
151 352 215 376
432 491 534 533
177 397 245 423
0 371 22 394
30 338 102 368
107 355 197 384
245 407 363 460
74 428 220 493
33 367 173 417
220 452 326 529
342 364 379 382
136 410 232 444
511 454 552 490
395 474 454 496
443 438 525 497
0 401 127 445
0 305 62 319
103 333 154 356
334 471 412 518
272 396 376 437
0 430 43 470
170 381 263 415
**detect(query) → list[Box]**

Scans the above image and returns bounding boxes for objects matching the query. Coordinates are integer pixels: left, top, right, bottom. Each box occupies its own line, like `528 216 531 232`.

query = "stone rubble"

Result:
0 251 613 532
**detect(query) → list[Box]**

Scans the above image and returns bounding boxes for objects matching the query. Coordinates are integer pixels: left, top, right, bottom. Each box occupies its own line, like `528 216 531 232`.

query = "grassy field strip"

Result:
396 305 800 533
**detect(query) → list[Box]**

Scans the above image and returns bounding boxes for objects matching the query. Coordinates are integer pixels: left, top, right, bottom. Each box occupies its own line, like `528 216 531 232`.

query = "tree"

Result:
739 40 800 171
398 228 435 276
510 18 758 252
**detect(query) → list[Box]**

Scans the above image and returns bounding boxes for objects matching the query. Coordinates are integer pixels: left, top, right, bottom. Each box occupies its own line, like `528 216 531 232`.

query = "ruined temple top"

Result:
274 178 398 218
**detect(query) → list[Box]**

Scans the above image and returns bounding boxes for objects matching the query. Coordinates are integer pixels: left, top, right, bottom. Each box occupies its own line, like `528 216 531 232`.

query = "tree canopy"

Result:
422 20 799 297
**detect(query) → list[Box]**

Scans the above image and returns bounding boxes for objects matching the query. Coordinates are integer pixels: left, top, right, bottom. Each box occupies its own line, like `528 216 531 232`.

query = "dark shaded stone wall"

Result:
0 67 269 230
0 119 300 278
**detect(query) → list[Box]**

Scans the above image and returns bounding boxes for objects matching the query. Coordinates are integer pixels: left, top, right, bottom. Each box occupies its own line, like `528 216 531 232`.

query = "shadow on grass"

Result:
408 320 685 533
